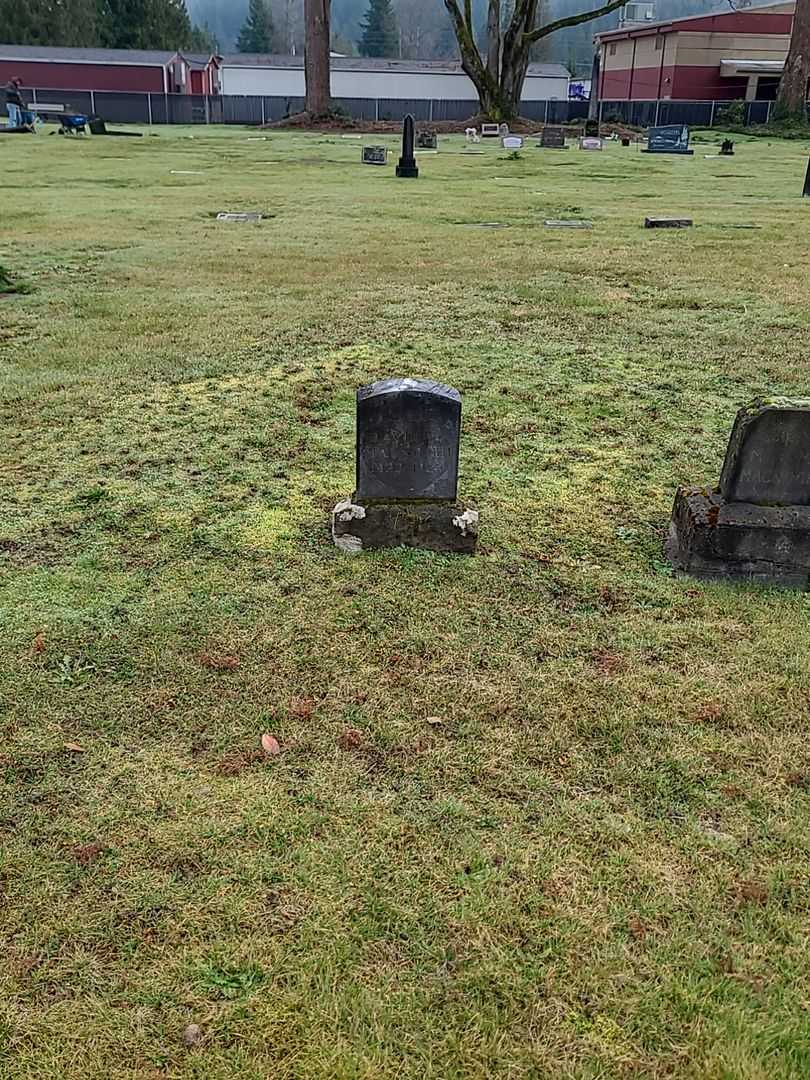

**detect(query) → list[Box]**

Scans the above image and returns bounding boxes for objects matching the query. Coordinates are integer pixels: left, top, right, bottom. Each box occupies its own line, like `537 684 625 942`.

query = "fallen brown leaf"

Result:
63 742 85 753
425 716 444 726
591 649 625 677
199 653 240 672
290 697 315 719
73 842 105 865
215 750 263 776
261 732 281 756
737 881 769 905
183 1023 201 1047
695 703 724 723
33 633 45 654
628 916 647 941
337 728 364 751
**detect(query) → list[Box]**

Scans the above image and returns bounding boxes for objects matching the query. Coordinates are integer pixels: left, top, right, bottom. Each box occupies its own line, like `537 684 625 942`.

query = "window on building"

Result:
609 43 617 56
655 36 664 50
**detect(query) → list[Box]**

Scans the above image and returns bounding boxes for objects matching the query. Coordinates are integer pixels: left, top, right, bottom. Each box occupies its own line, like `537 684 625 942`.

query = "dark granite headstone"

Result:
719 401 810 506
720 139 735 156
803 158 810 198
356 378 460 501
667 399 810 586
396 114 419 178
644 216 692 228
362 145 387 165
643 125 693 155
584 119 600 138
332 378 478 553
540 126 566 148
416 130 438 150
621 136 631 147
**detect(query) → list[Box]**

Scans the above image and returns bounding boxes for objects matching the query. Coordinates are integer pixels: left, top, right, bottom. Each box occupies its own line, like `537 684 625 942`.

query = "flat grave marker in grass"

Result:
668 398 810 587
217 211 263 223
645 216 693 228
332 377 478 553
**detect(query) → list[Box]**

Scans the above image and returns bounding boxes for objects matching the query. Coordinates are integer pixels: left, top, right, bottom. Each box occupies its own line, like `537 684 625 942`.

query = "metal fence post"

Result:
598 99 604 127
147 93 153 126
710 99 716 127
429 98 433 122
261 97 265 125
90 90 95 115
375 97 379 122
32 87 37 104
654 98 660 126
544 100 549 124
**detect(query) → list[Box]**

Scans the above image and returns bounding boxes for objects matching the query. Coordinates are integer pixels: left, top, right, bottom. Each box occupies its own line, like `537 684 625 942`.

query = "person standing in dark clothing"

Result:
4 78 24 128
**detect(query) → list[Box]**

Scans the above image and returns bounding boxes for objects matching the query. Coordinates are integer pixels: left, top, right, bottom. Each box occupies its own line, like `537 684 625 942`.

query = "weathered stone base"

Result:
667 486 810 588
332 499 478 554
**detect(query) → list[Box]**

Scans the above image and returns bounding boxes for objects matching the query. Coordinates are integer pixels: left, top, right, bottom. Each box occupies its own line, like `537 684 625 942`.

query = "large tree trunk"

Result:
444 0 626 123
776 0 810 119
304 0 331 115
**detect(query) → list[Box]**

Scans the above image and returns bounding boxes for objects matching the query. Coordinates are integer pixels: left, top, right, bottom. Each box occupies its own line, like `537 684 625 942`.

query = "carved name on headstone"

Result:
356 378 460 501
719 401 810 506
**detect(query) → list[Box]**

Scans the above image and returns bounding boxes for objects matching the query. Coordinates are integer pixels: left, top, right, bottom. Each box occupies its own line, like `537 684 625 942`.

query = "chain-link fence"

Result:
16 88 798 128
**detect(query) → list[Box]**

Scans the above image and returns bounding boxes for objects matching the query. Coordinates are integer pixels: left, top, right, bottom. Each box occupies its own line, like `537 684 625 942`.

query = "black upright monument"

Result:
804 158 810 198
332 378 478 553
396 114 419 179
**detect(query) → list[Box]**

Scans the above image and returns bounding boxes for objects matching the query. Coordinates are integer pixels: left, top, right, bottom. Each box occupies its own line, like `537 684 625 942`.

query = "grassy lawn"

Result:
2 122 810 1079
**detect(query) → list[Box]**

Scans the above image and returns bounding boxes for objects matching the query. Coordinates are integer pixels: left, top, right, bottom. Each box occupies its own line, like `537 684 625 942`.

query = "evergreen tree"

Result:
188 21 219 52
358 0 397 58
1 0 101 47
98 0 195 50
237 0 275 51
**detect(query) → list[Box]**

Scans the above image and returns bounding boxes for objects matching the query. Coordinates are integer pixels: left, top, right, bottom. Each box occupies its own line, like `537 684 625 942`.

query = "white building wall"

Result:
220 65 568 101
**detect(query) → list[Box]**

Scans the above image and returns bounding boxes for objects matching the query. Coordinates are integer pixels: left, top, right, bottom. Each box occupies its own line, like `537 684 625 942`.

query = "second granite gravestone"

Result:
667 399 810 587
332 378 479 553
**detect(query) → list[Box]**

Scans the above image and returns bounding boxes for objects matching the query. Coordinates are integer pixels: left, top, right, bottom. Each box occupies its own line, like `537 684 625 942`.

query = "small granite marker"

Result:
332 378 478 553
667 399 810 587
644 216 692 228
416 130 438 150
803 158 810 198
396 114 419 179
362 145 387 165
481 123 500 138
539 126 566 149
643 124 694 155
217 211 262 223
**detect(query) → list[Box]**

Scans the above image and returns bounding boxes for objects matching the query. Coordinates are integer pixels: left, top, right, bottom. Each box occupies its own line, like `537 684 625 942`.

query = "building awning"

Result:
720 58 785 76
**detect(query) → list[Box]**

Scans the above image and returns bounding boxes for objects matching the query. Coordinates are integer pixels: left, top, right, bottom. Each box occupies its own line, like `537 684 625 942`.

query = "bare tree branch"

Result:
525 0 625 43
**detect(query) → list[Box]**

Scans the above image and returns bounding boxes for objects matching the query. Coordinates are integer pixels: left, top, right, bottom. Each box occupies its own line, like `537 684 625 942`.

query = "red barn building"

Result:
0 45 219 95
596 2 795 102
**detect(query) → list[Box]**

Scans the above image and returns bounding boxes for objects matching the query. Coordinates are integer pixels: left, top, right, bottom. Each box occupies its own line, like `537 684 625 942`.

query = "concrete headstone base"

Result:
332 499 479 554
667 487 810 588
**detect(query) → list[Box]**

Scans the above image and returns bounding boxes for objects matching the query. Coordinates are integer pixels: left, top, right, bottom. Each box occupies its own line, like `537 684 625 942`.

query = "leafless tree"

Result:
442 0 627 120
